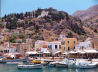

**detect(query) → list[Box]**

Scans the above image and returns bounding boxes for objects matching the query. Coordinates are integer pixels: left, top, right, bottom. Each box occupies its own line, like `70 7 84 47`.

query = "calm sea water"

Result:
0 64 98 72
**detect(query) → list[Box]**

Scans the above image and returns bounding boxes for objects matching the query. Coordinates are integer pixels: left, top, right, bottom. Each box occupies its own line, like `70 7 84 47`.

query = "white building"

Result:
37 10 49 18
3 47 16 53
75 38 92 50
48 41 61 52
58 34 66 41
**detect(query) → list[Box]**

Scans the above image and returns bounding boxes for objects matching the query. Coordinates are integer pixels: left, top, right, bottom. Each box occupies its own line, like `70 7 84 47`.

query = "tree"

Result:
22 39 26 43
0 23 4 28
4 14 7 19
17 22 24 27
9 36 16 43
94 29 97 33
67 32 73 38
34 35 38 40
18 33 25 39
6 18 17 29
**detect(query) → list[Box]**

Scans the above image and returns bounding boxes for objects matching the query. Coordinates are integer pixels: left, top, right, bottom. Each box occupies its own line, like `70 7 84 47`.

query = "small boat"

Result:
17 64 43 69
31 60 41 64
65 58 76 68
49 61 59 67
55 62 67 68
78 61 96 69
0 58 28 63
68 60 76 68
6 62 23 65
55 59 68 68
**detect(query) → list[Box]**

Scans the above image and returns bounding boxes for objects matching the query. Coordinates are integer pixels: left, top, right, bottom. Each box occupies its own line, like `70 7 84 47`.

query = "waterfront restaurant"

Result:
25 51 42 58
68 49 98 59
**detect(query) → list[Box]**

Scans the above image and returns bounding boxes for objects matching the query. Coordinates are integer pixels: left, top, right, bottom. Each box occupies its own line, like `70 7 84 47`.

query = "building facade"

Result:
48 41 61 52
62 38 78 51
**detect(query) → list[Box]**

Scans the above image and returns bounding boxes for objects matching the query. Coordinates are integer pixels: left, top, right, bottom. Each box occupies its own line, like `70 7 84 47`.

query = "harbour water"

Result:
0 64 98 72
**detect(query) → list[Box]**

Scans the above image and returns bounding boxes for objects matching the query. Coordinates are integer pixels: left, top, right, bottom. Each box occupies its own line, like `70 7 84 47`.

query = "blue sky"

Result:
1 0 98 17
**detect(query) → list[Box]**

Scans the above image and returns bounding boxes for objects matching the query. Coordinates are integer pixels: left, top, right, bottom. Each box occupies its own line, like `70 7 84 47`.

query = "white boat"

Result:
68 60 76 68
6 62 23 65
64 58 76 68
55 62 67 68
77 61 97 69
17 64 43 69
55 59 68 68
49 62 58 67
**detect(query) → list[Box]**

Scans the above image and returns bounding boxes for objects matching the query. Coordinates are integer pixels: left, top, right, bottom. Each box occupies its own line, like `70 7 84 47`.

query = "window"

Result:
81 46 84 50
48 45 50 48
55 45 57 49
67 41 69 44
48 45 52 50
50 45 52 49
68 47 70 51
64 47 65 50
74 41 75 44
61 41 65 45
74 46 75 49
59 45 61 49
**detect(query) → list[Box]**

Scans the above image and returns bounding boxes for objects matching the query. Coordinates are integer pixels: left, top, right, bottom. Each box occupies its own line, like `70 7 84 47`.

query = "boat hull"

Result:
18 64 42 69
0 59 28 63
78 65 96 69
78 62 96 69
55 63 67 68
6 62 22 65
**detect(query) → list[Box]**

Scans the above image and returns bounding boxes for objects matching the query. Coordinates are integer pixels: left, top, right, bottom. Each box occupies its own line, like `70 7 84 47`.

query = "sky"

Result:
1 0 98 17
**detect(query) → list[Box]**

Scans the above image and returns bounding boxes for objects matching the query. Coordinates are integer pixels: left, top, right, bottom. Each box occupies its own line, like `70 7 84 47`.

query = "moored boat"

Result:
0 58 28 63
55 62 67 68
6 62 23 65
55 59 68 68
78 61 97 69
49 61 58 67
66 58 76 68
17 64 43 69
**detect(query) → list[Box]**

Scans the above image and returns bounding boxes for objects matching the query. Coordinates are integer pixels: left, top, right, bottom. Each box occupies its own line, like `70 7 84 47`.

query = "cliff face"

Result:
2 8 96 41
73 5 98 36
73 5 98 21
83 16 98 33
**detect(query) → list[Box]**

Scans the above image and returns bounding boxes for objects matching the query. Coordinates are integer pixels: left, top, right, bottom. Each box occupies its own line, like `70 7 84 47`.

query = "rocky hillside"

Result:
73 5 98 36
73 5 98 21
1 8 96 42
84 15 98 33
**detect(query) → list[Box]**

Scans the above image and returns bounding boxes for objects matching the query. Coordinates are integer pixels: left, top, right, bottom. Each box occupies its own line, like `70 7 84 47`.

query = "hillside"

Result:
73 5 98 21
1 8 96 42
83 15 98 33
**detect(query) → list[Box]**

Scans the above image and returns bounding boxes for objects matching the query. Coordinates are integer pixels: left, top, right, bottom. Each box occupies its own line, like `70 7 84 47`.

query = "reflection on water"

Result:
0 64 98 72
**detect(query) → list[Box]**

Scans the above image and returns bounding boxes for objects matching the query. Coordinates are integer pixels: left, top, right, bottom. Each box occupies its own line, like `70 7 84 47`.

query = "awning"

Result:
43 50 50 54
69 51 77 54
79 51 86 54
84 50 98 53
26 51 38 54
54 51 61 54
76 50 86 54
62 52 68 55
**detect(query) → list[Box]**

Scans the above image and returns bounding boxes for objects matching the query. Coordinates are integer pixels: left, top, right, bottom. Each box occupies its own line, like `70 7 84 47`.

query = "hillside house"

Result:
37 10 49 18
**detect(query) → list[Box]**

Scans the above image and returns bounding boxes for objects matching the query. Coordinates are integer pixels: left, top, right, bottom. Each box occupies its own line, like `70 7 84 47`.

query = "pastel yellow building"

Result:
61 38 78 51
